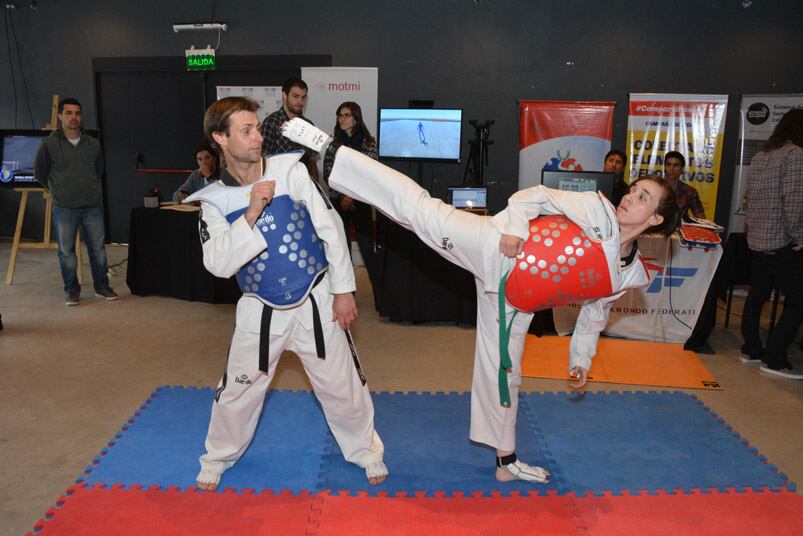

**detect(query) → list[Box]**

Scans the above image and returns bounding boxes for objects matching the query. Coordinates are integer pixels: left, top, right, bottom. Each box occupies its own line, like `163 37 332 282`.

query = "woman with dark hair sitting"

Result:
283 117 680 484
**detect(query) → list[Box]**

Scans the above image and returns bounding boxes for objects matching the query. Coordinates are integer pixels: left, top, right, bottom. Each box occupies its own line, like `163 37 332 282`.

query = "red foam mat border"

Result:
28 483 320 536
29 485 803 536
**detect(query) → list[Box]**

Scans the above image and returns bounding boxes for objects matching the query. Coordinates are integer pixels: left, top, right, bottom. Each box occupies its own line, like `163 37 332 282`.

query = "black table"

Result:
126 207 241 304
374 217 477 325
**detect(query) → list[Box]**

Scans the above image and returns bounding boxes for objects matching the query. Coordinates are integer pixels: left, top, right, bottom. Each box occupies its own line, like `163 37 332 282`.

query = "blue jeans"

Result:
52 203 110 294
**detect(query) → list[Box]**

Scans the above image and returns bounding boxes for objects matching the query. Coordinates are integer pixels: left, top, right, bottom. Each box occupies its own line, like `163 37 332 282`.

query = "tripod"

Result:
463 120 494 186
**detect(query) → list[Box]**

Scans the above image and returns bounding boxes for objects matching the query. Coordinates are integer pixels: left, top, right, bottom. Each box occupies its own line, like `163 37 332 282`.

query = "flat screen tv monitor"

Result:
448 187 487 209
540 170 615 200
378 108 462 162
0 130 48 187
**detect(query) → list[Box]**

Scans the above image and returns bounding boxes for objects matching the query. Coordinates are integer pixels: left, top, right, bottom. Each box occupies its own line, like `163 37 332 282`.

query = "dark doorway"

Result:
93 55 331 242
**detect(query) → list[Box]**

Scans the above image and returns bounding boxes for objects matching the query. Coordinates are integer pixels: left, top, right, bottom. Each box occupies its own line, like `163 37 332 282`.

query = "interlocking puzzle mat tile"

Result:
28 483 319 536
80 386 331 491
321 391 556 495
521 335 721 390
520 390 792 493
572 488 803 535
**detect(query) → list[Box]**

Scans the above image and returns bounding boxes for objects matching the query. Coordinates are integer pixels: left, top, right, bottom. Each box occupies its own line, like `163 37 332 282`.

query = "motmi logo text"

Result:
317 81 361 92
643 258 698 293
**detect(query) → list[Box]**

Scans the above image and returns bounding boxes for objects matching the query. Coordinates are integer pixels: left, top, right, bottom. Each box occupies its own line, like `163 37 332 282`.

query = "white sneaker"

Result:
759 365 803 380
281 117 332 154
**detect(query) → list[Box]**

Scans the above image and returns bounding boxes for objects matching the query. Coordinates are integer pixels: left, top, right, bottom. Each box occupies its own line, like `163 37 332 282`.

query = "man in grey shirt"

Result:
173 145 219 202
34 97 117 306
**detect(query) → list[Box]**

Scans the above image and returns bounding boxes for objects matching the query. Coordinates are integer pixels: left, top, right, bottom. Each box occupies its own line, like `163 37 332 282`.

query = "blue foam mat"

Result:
81 387 791 495
82 387 331 491
519 391 790 493
322 391 557 495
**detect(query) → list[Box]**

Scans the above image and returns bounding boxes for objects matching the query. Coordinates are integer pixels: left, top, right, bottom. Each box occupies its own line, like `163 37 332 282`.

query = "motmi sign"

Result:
326 81 361 91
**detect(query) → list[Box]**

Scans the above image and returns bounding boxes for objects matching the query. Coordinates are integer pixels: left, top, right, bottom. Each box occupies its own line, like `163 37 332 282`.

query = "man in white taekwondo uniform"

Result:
188 97 387 491
282 118 676 484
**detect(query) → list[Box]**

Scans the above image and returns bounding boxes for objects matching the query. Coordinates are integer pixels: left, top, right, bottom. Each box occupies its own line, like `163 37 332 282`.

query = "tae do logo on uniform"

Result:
642 257 698 293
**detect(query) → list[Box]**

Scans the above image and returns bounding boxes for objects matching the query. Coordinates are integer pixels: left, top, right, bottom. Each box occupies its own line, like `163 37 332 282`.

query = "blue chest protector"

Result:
226 196 327 307
187 152 329 309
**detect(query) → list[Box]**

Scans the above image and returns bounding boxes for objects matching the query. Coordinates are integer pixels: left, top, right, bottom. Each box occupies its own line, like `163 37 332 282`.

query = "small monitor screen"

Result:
558 177 598 193
449 187 487 209
1 131 47 186
378 108 462 162
541 170 615 200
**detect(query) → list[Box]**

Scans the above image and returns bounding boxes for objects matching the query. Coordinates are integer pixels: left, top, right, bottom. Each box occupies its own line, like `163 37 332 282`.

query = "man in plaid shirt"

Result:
260 78 320 180
741 108 803 380
663 151 706 219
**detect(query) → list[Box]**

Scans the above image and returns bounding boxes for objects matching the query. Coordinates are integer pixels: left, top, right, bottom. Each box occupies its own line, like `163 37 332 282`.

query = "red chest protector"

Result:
504 215 613 312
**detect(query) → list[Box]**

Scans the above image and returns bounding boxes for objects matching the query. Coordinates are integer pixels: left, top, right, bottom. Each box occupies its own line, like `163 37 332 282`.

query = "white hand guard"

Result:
281 117 333 154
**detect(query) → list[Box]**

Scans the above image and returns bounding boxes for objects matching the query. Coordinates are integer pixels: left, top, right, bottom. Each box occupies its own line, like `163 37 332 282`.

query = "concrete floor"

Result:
1 242 801 536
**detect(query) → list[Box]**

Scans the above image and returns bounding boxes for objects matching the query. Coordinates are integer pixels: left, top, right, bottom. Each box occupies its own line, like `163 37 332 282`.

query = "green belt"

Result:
497 271 518 407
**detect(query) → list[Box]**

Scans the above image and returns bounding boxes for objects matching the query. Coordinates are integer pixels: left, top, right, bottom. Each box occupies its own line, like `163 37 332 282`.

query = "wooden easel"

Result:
5 95 83 285
6 188 83 285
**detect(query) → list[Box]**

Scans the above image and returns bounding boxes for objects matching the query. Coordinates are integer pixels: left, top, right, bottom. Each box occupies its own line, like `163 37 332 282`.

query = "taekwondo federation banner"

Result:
553 236 722 343
729 94 803 234
626 94 728 218
216 86 282 124
518 100 615 189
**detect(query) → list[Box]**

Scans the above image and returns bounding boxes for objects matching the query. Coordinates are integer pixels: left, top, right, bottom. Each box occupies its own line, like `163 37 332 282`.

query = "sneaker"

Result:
759 364 803 380
740 354 762 364
95 287 119 301
65 292 80 306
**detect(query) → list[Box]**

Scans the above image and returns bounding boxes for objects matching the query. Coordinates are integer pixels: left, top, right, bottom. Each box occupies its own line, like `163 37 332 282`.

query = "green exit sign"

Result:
185 49 216 71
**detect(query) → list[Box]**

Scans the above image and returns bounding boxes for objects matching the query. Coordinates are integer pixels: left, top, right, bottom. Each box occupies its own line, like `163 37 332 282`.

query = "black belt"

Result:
258 272 326 372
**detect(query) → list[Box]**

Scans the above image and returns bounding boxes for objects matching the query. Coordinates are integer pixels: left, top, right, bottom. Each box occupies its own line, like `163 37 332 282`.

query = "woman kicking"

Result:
282 118 679 484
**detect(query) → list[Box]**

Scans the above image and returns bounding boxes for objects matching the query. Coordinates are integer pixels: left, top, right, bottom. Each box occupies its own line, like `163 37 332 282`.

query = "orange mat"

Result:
521 335 721 390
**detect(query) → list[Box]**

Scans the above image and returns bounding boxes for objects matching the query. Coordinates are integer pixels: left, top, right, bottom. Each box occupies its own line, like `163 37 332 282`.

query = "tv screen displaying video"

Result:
378 108 462 162
0 130 47 187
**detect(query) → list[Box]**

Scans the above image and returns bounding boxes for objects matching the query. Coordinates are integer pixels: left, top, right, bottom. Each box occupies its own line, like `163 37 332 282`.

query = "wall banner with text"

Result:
729 94 803 234
518 100 615 189
626 93 728 219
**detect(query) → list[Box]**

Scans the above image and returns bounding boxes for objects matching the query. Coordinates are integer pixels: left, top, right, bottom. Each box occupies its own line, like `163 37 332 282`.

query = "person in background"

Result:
604 149 628 206
663 151 706 219
173 145 219 202
34 97 117 306
323 102 379 294
740 108 803 379
259 77 320 179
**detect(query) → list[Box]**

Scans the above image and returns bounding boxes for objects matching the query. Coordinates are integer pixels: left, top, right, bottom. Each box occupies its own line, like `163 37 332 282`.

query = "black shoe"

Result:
95 287 119 301
687 342 716 355
759 363 803 380
65 292 80 306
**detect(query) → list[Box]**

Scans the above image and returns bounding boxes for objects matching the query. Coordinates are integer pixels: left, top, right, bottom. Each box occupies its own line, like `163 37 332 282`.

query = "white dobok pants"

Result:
200 286 384 474
328 147 533 452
